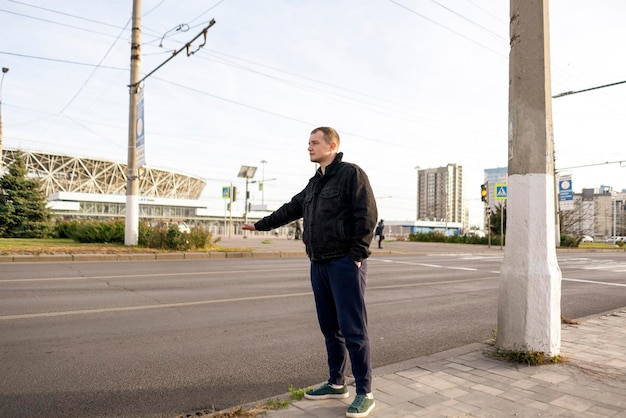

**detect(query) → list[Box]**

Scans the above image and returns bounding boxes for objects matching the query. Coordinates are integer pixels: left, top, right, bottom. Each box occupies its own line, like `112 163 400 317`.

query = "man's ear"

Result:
330 142 337 151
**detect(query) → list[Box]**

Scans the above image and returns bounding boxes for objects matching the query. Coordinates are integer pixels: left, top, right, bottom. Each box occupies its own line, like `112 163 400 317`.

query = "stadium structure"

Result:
2 148 239 233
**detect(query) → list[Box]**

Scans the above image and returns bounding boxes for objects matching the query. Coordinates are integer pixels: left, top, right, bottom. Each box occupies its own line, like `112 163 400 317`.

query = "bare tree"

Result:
559 197 595 237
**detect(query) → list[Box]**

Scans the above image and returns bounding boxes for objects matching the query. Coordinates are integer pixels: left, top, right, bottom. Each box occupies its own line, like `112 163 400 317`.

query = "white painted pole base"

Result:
125 194 139 246
497 173 561 356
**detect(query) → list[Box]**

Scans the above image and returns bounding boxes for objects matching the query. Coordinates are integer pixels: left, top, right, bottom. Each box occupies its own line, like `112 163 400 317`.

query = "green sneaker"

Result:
346 394 375 418
304 382 349 399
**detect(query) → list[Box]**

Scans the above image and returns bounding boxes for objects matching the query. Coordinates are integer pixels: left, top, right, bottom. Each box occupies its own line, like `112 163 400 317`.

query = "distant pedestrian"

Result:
375 220 385 249
242 126 378 417
294 219 302 240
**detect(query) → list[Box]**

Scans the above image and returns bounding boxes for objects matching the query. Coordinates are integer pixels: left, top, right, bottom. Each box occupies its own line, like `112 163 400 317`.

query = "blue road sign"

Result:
495 184 508 200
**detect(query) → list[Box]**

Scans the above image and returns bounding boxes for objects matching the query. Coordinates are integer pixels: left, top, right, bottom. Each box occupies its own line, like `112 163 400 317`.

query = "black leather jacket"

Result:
254 153 378 262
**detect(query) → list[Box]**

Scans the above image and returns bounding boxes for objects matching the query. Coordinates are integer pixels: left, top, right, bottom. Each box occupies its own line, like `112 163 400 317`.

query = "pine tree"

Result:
0 152 51 237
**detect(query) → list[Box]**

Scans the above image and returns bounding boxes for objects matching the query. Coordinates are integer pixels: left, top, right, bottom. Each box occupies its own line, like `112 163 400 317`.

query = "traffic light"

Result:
232 186 238 201
481 183 488 203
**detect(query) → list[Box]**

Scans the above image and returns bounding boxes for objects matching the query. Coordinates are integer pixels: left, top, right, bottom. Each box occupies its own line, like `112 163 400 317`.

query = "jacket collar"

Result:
317 152 343 176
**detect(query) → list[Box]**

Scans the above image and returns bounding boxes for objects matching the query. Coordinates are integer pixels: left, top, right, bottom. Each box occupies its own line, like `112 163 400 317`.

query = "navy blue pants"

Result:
310 256 371 395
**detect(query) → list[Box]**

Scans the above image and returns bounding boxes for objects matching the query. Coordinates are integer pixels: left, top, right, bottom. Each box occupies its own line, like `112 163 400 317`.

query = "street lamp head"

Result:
237 165 257 179
1 67 8 74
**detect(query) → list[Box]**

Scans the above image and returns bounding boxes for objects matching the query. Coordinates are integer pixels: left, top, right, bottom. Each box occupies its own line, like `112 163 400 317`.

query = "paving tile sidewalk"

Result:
261 309 626 418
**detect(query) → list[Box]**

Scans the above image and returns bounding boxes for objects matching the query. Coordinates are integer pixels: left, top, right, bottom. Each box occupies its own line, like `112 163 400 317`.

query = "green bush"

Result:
70 220 125 243
137 221 213 251
408 232 448 242
54 220 81 238
561 234 579 248
408 232 490 245
54 220 213 251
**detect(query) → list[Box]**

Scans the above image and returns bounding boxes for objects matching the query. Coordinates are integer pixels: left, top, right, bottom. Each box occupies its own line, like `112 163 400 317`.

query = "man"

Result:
375 220 384 249
242 127 378 418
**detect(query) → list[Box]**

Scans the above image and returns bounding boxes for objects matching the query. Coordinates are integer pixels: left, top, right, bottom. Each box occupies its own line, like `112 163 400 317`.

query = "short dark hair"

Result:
311 127 340 147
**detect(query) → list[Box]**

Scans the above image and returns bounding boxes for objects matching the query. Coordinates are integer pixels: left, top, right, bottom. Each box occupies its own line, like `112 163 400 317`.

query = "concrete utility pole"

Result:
125 0 141 246
0 67 9 172
497 0 561 356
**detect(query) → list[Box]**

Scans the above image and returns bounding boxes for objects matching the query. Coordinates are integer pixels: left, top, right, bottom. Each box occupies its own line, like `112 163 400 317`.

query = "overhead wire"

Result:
0 7 122 39
149 74 489 166
0 51 126 71
142 0 169 17
59 18 131 114
386 0 507 58
2 1 165 41
390 0 626 119
427 0 507 42
197 49 500 136
7 0 127 30
187 0 227 26
462 0 507 24
393 0 623 107
142 0 226 48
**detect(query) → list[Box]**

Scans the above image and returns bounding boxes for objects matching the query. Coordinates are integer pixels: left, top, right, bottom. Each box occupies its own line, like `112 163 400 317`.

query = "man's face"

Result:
308 130 335 165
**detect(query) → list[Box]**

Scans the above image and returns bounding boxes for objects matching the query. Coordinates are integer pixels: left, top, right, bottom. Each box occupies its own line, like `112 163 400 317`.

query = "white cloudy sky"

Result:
1 0 625 227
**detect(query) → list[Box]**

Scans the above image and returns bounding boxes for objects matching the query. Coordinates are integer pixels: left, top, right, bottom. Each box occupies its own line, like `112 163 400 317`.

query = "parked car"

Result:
605 236 625 244
580 235 593 243
175 222 191 233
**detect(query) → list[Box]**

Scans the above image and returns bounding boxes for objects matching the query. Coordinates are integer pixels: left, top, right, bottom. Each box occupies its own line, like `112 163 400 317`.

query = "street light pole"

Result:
0 67 9 172
125 0 141 246
260 159 267 205
613 197 616 238
237 165 257 237
414 166 420 221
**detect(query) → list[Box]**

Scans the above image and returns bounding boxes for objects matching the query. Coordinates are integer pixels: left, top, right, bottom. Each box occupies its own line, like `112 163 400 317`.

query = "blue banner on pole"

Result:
136 88 146 167
559 176 574 210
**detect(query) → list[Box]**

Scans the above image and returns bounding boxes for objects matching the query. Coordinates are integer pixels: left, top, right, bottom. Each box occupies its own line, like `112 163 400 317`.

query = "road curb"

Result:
0 250 308 263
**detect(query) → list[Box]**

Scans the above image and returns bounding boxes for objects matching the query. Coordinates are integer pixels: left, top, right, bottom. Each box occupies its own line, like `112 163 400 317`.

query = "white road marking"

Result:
0 291 312 321
0 276 500 321
0 268 305 283
563 278 626 287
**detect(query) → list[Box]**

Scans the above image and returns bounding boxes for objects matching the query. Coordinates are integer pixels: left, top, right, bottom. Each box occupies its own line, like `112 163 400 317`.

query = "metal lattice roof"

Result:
3 148 206 199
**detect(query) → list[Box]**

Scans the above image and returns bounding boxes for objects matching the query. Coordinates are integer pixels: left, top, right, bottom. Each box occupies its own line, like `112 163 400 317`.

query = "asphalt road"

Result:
1 250 625 417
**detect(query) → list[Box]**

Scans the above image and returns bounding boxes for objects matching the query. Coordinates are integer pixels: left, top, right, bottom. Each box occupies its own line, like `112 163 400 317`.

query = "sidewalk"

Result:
261 309 626 417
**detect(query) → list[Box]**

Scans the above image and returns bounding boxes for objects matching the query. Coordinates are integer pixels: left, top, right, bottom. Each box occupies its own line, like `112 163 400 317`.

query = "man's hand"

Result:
242 223 256 231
